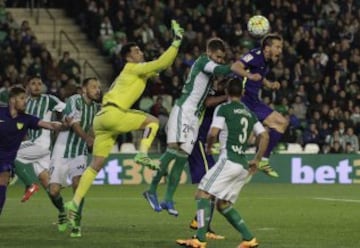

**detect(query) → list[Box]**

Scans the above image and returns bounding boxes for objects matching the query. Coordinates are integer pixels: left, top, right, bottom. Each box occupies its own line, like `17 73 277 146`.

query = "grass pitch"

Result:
1 184 359 248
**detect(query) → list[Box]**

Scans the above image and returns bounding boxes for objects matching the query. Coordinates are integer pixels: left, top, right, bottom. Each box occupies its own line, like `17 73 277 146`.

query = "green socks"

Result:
47 190 65 213
149 148 177 193
219 205 253 240
196 198 211 242
163 151 187 202
14 161 35 187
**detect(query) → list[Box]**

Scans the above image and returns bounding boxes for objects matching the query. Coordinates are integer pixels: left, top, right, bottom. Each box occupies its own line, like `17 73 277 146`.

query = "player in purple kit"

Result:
0 86 63 215
231 34 288 177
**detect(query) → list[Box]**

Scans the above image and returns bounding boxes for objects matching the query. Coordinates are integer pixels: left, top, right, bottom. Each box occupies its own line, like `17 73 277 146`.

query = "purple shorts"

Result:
0 162 14 175
241 96 273 122
188 140 215 184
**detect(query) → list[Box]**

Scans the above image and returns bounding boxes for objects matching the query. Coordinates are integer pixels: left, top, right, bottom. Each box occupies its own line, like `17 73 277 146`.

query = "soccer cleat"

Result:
143 191 162 212
189 219 198 229
70 226 82 238
258 160 279 178
65 201 79 228
134 153 159 170
176 237 207 248
21 183 40 202
57 212 68 232
160 201 179 217
237 238 259 248
206 231 225 240
189 219 225 239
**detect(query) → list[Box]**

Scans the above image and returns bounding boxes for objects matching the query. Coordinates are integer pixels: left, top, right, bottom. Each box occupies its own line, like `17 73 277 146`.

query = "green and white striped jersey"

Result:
26 94 65 148
175 54 231 117
52 94 100 158
212 100 264 164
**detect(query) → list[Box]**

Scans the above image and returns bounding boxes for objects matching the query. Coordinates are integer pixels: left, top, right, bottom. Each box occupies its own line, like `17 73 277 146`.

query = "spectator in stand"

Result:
150 96 169 152
330 140 344 153
343 126 359 152
302 122 320 145
58 51 81 78
291 95 307 122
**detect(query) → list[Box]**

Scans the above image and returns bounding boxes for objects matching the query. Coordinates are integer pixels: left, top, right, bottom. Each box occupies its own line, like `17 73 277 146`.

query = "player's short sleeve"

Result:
240 50 259 68
210 105 225 129
48 94 66 112
63 95 81 124
203 60 231 76
253 121 266 136
27 114 41 130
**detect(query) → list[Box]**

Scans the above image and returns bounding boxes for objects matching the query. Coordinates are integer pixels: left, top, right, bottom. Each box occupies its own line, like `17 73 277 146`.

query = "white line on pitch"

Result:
313 197 360 203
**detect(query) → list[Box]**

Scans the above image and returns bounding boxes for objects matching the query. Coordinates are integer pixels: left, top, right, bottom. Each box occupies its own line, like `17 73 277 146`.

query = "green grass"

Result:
1 184 360 248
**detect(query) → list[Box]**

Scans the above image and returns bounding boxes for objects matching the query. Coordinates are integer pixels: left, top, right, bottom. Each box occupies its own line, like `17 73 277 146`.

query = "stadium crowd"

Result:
2 0 360 154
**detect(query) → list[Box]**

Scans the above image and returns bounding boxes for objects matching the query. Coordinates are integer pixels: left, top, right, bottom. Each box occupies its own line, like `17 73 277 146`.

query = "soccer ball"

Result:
247 15 270 38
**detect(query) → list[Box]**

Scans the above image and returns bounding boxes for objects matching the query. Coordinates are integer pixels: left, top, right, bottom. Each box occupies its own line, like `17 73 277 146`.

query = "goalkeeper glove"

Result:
171 19 184 48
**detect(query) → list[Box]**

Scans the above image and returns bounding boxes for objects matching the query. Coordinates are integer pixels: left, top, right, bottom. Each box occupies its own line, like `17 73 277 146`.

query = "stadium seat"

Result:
111 144 119 153
119 143 137 154
303 143 320 154
278 143 303 154
139 96 154 113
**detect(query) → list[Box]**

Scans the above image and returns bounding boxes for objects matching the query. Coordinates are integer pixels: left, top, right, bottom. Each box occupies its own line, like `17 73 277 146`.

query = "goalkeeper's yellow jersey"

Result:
103 46 178 109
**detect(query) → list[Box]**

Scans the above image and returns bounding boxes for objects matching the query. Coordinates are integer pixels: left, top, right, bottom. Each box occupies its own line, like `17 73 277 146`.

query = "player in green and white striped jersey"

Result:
144 38 234 216
49 77 101 237
15 75 65 202
176 77 269 248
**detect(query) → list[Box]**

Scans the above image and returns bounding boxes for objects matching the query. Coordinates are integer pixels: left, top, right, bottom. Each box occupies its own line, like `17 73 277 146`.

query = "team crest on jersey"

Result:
16 122 24 130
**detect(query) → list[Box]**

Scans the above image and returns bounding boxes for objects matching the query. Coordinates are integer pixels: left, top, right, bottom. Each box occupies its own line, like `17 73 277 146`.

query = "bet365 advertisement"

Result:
93 154 360 185
15 154 360 185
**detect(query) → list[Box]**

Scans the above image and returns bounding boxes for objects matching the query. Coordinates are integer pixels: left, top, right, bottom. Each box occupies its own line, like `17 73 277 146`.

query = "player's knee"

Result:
216 200 231 212
195 189 212 200
48 184 60 197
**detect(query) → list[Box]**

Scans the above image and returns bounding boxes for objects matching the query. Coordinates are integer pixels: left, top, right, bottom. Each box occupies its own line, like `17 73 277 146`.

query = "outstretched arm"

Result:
131 20 184 75
248 122 269 171
231 61 262 81
37 120 63 131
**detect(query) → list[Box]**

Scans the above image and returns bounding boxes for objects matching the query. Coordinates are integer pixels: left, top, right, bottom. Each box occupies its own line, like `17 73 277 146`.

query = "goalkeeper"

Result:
65 20 185 228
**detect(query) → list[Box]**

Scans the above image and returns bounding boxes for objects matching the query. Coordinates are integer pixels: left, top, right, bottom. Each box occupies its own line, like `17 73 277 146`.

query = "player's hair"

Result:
82 77 98 87
226 77 243 97
207 38 226 52
261 33 283 50
27 74 42 84
120 42 137 60
9 86 26 99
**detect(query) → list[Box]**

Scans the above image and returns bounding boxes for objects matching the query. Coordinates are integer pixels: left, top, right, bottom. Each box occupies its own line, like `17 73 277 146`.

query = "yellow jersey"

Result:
103 46 178 109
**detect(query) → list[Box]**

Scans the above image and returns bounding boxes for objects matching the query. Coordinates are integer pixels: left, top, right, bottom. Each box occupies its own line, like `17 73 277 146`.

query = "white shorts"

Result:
166 104 200 154
198 155 250 204
49 155 87 186
16 141 51 176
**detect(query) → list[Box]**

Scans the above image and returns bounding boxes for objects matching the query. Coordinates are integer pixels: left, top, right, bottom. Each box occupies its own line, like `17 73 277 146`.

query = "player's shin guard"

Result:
14 161 34 187
264 128 283 158
196 198 211 242
0 185 6 215
164 151 187 202
149 148 177 193
47 189 65 213
73 167 97 206
139 122 159 153
219 205 253 241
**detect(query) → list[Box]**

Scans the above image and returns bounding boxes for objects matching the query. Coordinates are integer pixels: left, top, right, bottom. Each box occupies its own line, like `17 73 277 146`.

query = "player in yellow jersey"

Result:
64 20 184 228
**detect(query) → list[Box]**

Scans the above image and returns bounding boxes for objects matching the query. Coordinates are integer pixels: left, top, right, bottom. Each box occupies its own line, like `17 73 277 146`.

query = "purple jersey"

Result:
240 48 273 121
0 107 40 164
240 48 269 102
